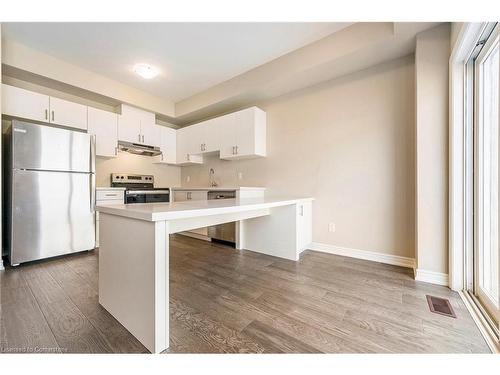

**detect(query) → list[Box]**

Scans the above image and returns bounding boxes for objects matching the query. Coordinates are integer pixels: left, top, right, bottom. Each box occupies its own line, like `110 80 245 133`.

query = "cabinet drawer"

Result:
96 190 125 201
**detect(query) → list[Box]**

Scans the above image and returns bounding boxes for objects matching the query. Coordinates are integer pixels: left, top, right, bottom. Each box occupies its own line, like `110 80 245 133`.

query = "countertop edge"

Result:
97 197 313 222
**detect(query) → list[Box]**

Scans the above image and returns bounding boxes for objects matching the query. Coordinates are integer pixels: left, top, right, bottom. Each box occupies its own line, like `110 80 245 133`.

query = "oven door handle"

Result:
126 190 170 195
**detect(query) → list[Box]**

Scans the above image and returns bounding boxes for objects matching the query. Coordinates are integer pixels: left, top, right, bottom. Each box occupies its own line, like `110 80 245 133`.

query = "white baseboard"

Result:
414 268 449 286
309 242 415 269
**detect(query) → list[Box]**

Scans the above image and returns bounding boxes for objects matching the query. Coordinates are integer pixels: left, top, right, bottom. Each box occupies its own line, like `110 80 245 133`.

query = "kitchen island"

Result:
96 196 313 353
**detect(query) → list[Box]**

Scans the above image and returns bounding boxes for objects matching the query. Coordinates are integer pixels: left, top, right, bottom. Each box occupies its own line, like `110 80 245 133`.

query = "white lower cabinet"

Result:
173 190 208 202
88 107 118 157
95 189 125 247
297 201 313 251
172 190 209 238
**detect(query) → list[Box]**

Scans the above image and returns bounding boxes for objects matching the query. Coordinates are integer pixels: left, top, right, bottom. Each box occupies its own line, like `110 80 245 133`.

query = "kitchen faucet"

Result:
209 168 218 187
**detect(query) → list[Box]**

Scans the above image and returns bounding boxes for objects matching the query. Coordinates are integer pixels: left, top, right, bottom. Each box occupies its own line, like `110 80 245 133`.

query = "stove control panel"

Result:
111 174 154 184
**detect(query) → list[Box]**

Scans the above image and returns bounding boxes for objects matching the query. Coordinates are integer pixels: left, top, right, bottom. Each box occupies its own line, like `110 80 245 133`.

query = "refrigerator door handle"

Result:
90 134 96 173
90 135 96 213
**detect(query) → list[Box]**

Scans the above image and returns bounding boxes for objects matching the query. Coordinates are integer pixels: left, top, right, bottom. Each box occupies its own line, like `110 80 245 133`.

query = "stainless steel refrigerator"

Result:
3 120 96 265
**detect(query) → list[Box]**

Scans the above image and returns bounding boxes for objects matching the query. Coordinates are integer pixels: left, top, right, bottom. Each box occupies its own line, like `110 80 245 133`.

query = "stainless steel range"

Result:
111 174 170 204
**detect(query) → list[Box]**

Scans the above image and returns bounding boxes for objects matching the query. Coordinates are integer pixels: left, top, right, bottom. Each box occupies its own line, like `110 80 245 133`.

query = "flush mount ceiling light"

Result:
133 63 159 79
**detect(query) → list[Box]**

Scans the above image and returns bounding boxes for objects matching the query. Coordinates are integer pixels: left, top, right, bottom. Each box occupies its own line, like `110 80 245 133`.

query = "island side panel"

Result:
240 203 300 261
98 212 169 353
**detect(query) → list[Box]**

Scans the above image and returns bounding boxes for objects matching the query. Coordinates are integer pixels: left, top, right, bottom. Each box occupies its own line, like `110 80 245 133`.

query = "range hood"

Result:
118 141 162 157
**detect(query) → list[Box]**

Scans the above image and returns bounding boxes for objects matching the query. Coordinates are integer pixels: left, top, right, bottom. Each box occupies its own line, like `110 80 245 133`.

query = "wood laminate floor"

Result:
0 235 490 353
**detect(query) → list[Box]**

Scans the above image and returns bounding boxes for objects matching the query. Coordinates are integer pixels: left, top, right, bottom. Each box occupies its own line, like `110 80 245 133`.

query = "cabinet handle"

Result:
45 109 48 120
235 145 238 155
142 135 144 143
187 154 190 161
232 146 235 155
138 134 141 142
51 110 55 122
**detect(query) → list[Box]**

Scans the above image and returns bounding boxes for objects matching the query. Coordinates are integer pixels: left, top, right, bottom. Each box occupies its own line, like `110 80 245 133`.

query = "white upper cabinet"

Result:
87 107 118 158
219 107 267 160
118 105 143 143
194 119 218 153
176 126 204 165
49 97 88 130
118 104 160 147
154 125 177 164
2 84 88 130
176 106 266 164
139 110 160 147
2 84 50 123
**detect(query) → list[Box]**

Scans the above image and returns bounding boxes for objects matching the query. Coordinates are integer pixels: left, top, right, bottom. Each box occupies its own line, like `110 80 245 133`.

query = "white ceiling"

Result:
2 22 350 102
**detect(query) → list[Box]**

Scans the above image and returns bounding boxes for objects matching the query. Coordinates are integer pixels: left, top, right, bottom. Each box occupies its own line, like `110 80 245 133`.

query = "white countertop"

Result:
96 187 126 191
97 196 313 222
169 186 265 191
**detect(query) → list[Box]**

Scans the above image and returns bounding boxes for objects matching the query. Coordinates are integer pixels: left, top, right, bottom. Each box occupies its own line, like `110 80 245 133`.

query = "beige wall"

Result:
2 39 175 118
182 55 416 259
415 24 450 274
95 152 181 188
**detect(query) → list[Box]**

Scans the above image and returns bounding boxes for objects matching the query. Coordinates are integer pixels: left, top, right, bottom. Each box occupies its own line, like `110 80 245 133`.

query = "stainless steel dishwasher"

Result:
207 190 236 245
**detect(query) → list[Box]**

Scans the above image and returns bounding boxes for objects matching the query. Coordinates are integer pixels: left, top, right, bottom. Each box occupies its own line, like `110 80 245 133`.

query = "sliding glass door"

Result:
473 24 500 328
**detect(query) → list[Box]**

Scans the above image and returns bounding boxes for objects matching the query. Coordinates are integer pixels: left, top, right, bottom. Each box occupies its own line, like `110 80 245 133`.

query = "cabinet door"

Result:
140 111 160 147
49 97 88 130
186 191 208 201
220 107 266 159
173 191 188 202
87 107 118 157
180 124 201 155
2 84 50 123
118 111 141 143
199 119 218 152
218 112 238 158
157 126 176 164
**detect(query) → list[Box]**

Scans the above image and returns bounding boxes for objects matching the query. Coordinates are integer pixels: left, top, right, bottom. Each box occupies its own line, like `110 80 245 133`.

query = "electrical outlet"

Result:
328 222 336 233
186 175 190 182
238 172 243 180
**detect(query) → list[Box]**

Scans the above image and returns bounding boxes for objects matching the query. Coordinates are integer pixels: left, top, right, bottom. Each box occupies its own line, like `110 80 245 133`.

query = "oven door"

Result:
144 192 170 203
125 193 146 204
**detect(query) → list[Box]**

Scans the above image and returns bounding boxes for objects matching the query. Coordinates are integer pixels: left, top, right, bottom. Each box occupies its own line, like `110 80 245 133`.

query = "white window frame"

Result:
450 22 500 352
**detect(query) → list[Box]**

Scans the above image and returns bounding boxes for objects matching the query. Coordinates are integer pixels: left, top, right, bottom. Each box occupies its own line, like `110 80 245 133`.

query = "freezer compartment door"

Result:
11 170 95 264
12 120 93 172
